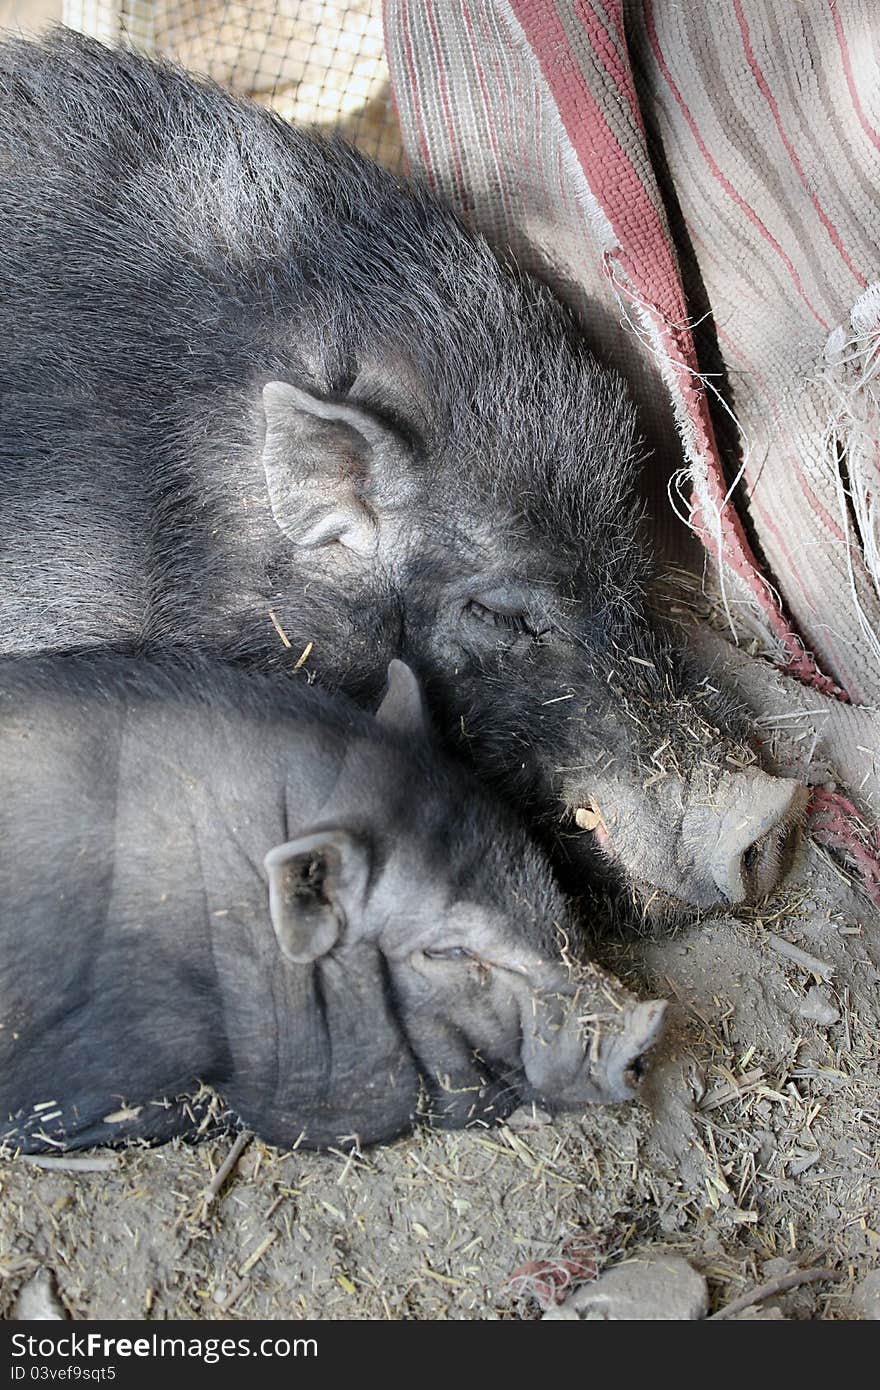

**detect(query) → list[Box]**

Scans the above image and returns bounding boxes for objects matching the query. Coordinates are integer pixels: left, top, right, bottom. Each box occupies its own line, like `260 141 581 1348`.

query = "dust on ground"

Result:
1 835 876 1321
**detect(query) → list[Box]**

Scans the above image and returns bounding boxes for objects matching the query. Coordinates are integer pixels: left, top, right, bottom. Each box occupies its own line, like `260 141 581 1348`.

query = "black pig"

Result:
0 31 806 916
0 655 665 1153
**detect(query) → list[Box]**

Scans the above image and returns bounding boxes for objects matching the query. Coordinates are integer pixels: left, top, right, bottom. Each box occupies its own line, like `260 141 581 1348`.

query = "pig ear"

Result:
260 381 408 556
374 659 429 737
264 829 371 964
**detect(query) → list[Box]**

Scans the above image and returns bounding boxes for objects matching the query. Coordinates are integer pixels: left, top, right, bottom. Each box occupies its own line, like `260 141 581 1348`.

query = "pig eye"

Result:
423 946 474 961
465 599 533 636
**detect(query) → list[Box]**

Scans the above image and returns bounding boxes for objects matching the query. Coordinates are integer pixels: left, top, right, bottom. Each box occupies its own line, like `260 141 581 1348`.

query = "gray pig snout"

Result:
522 993 668 1106
709 775 808 907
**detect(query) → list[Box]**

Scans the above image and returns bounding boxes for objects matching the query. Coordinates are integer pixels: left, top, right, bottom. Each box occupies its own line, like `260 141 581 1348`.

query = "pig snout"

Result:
521 993 667 1108
595 1000 669 1102
574 767 808 912
708 771 808 907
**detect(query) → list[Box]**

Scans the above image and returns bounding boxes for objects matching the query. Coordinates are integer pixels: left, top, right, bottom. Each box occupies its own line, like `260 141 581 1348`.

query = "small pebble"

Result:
12 1269 67 1320
761 1257 794 1279
547 1251 707 1321
798 986 840 1027
850 1269 880 1320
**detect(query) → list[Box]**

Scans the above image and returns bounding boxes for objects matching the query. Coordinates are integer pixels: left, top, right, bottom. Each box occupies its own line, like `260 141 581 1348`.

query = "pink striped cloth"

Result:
384 0 880 901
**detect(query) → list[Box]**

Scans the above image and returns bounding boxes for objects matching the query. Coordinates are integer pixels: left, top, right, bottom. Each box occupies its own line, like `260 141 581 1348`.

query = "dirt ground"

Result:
1 818 877 1321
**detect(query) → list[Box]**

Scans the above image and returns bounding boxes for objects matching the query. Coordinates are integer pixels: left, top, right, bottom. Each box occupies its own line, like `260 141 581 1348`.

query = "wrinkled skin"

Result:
0 32 805 919
0 655 665 1153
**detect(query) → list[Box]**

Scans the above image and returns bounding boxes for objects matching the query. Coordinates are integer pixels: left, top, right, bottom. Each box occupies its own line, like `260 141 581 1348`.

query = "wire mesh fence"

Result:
0 0 402 167
151 0 401 166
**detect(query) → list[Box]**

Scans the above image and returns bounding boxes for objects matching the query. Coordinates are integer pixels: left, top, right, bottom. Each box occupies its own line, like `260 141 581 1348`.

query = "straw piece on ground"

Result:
765 933 835 979
709 1267 844 1320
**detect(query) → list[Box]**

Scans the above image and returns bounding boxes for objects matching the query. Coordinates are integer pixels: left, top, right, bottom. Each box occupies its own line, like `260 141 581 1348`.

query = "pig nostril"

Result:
740 833 771 897
629 1053 645 1081
613 1000 666 1097
739 820 801 902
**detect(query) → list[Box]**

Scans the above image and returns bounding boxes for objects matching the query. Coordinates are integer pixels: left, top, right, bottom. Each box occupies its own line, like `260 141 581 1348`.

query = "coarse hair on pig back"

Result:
0 29 646 625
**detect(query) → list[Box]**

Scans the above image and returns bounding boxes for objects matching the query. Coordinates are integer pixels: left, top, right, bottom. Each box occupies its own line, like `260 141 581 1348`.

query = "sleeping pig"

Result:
0 655 665 1153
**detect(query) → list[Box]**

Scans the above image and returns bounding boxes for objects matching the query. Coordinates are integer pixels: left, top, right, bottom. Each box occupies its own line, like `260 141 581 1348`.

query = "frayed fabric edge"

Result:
822 282 880 674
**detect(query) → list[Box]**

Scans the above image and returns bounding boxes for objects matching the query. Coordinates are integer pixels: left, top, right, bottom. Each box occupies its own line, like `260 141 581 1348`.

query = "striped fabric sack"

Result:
384 0 880 901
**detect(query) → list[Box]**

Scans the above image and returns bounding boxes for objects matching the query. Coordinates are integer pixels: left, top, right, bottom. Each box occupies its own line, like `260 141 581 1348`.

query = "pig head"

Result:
256 340 807 920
